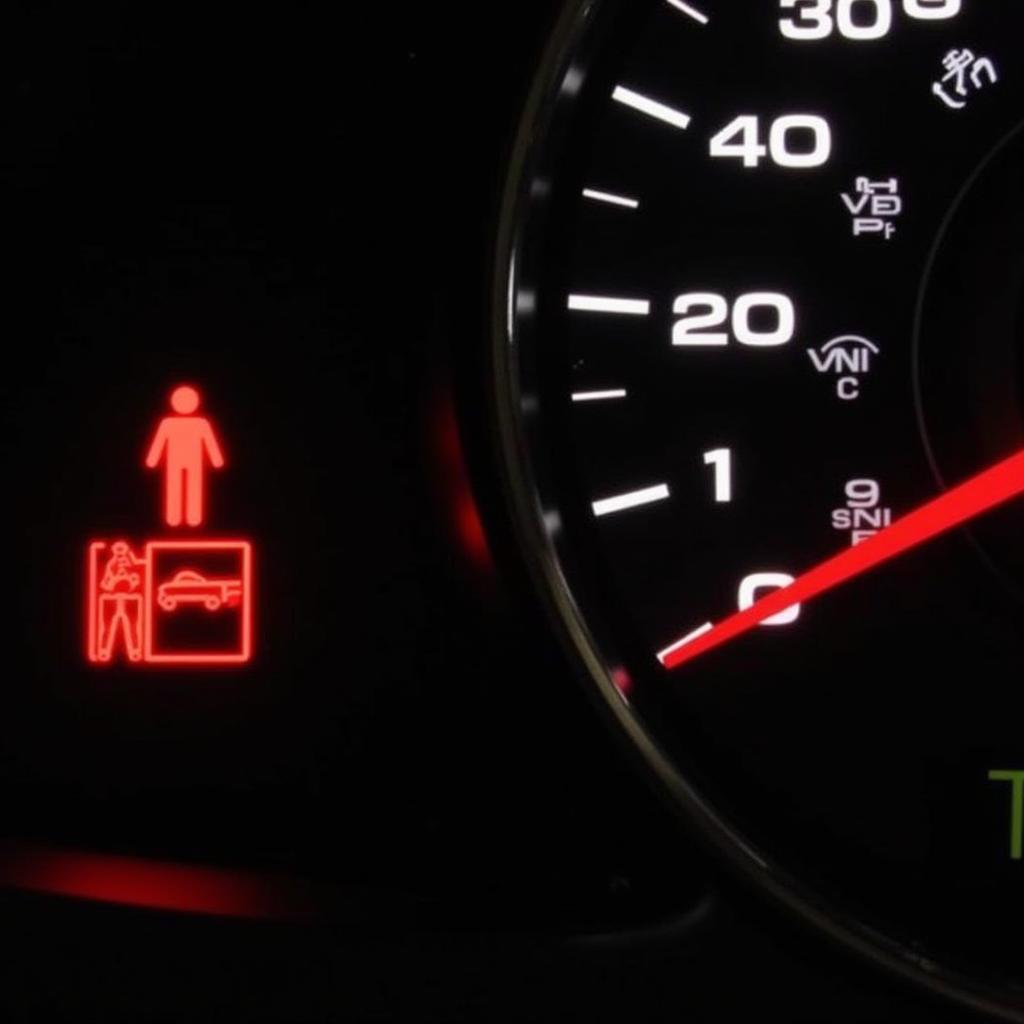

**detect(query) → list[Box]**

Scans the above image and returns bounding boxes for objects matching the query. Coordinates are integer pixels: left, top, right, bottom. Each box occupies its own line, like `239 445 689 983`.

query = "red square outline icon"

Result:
144 540 253 664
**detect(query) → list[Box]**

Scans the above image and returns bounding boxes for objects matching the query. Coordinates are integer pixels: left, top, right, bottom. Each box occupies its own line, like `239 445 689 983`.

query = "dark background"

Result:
510 0 1024 1005
0 1 998 1020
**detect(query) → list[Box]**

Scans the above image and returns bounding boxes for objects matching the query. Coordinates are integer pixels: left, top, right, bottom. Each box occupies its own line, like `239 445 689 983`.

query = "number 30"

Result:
780 0 961 41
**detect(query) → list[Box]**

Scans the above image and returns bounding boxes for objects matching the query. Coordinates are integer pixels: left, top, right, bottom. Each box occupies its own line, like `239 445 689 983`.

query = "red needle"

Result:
660 448 1024 671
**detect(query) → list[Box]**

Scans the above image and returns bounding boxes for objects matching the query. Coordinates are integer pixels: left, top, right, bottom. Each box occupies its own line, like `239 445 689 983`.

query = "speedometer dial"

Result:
496 0 1024 1015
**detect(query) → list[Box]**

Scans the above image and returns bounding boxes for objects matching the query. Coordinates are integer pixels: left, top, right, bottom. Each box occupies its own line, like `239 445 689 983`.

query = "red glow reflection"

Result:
432 389 493 573
0 843 314 920
610 666 633 698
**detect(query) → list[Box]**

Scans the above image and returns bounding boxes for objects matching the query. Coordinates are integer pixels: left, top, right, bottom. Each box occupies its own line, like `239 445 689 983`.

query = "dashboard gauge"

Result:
495 0 1024 1014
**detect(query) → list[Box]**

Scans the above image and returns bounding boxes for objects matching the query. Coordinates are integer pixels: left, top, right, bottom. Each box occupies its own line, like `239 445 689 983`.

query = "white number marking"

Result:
710 114 831 169
781 0 959 40
673 293 796 348
672 293 729 346
904 0 960 19
704 449 733 503
738 573 800 625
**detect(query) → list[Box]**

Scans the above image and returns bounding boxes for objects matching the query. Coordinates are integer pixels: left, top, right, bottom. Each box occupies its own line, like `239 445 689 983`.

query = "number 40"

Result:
709 115 831 170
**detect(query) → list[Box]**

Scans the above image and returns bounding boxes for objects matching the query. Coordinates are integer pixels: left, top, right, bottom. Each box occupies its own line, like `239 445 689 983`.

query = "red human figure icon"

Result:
145 385 225 527
96 541 145 662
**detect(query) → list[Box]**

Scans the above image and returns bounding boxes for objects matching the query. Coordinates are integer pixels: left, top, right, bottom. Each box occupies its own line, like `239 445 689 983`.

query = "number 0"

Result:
738 573 800 625
732 293 796 347
769 115 832 169
837 0 892 40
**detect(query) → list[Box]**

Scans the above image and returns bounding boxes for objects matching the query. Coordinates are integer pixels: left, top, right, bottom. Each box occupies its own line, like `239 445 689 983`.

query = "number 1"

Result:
704 448 733 503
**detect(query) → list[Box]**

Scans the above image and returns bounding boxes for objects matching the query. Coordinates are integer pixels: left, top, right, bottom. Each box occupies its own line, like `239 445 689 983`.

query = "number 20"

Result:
673 293 796 348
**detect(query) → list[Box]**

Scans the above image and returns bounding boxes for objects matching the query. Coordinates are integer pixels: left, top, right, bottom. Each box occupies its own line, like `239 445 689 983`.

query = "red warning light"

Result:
87 540 253 665
144 385 225 528
87 540 145 662
86 385 254 667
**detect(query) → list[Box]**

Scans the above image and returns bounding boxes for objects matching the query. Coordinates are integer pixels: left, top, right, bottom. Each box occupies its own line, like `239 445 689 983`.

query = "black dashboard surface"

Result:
0 3 1000 1021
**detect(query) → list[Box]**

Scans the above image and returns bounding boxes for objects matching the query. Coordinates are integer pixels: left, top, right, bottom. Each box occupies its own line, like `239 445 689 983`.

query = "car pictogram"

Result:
156 570 243 612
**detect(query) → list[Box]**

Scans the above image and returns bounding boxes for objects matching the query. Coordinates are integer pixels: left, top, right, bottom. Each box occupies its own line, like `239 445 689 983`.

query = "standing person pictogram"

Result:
145 385 225 527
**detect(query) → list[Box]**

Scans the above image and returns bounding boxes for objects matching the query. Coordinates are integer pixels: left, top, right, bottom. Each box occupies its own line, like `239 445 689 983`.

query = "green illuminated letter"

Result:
989 770 1024 860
